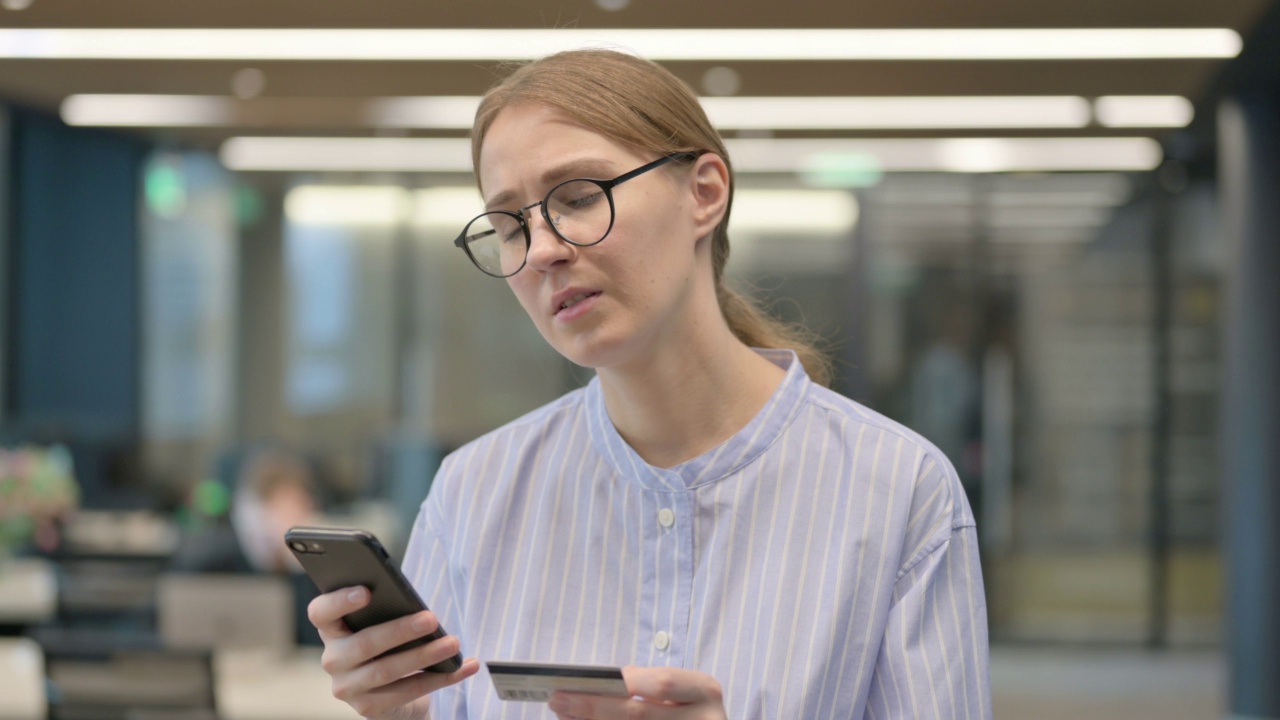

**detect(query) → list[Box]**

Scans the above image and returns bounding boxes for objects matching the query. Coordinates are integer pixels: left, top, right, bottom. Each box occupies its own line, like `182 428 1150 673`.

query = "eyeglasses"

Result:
454 152 697 278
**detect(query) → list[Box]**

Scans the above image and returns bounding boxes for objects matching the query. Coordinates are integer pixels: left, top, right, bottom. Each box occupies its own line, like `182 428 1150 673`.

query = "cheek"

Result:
506 277 547 325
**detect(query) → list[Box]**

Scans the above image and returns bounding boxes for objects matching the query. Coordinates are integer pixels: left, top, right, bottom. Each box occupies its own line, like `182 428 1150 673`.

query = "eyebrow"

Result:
483 157 619 212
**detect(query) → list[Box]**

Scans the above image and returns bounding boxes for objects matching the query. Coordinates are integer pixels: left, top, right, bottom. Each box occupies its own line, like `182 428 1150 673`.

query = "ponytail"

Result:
716 283 834 388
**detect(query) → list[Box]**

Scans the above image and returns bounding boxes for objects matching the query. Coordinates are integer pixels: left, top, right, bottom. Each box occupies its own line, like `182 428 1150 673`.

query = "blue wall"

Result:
6 110 147 501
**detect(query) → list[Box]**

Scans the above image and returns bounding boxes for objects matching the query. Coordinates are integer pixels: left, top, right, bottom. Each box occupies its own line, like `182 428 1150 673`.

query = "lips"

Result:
559 292 596 310
551 288 601 316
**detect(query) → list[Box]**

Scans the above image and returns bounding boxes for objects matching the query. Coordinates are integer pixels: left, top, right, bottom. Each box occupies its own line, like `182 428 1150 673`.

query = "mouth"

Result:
554 291 601 315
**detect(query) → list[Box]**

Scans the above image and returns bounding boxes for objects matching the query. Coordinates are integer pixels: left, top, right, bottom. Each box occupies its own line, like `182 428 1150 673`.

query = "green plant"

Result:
0 445 80 555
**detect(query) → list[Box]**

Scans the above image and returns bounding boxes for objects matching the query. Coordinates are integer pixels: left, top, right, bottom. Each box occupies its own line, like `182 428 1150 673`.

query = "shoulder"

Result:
800 382 976 560
800 383 947 475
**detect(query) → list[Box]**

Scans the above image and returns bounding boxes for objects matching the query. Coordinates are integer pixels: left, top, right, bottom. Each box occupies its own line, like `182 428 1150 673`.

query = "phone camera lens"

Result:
290 540 308 553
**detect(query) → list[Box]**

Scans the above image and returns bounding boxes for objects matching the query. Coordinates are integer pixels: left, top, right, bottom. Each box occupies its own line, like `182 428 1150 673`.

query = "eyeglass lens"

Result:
460 178 614 277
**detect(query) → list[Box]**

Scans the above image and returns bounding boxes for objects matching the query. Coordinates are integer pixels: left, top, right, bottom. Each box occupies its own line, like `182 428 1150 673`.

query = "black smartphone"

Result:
284 525 463 673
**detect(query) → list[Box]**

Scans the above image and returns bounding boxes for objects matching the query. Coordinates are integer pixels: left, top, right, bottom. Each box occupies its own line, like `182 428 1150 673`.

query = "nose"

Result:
523 205 574 271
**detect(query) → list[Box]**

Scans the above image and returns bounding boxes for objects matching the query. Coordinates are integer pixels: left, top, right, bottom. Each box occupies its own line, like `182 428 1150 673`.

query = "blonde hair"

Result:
470 49 833 387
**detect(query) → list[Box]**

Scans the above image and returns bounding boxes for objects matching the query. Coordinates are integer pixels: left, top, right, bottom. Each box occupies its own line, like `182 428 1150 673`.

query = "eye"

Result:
550 180 606 212
466 228 496 244
566 190 604 210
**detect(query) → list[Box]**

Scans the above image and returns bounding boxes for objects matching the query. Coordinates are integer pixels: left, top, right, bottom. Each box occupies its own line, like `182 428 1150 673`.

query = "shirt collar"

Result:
585 348 810 491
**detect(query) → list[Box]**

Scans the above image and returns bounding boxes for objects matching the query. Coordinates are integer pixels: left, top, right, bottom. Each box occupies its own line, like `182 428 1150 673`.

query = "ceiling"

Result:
0 0 1274 153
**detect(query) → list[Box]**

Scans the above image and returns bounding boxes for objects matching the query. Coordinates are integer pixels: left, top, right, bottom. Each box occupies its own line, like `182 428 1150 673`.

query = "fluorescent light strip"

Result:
62 94 233 126
221 137 473 172
413 187 485 227
370 95 1096 130
1094 95 1195 127
704 96 1092 129
69 94 1190 130
288 184 856 233
220 136 1162 173
0 28 1242 60
368 97 478 129
728 137 1162 173
285 186 409 226
730 190 859 233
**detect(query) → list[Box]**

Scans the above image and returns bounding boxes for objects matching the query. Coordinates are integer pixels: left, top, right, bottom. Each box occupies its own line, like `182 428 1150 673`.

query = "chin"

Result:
549 327 633 371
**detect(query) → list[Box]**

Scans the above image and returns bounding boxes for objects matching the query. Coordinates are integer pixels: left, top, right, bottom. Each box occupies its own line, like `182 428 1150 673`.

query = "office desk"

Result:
0 637 47 720
0 558 57 624
214 647 360 720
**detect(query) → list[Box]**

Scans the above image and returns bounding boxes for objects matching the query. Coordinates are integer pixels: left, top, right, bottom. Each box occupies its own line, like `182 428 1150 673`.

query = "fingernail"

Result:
547 696 568 713
412 613 435 632
347 588 365 603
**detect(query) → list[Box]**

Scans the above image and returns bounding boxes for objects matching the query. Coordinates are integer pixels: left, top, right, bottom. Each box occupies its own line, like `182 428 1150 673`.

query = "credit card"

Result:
486 661 629 703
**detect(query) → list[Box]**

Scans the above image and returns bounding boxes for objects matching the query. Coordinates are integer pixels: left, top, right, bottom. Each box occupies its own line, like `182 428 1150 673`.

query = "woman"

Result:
307 49 990 720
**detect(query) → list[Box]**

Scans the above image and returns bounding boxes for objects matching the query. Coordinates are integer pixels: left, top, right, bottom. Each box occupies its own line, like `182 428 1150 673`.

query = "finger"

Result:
548 693 640 719
345 634 464 693
324 609 443 677
308 587 371 640
342 609 442 664
341 657 480 719
624 666 723 705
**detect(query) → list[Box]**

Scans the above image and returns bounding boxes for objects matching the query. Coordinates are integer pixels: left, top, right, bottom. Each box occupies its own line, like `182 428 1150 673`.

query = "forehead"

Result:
477 103 640 199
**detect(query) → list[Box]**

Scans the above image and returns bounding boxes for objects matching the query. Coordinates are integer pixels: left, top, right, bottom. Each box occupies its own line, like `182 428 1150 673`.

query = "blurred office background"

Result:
1 1 1279 719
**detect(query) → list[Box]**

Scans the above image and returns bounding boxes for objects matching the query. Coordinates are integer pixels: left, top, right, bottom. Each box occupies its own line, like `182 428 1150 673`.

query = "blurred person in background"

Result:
171 445 323 645
307 49 990 720
908 299 983 526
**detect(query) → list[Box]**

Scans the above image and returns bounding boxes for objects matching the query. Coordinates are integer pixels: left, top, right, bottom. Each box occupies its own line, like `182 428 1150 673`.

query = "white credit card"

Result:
486 661 629 703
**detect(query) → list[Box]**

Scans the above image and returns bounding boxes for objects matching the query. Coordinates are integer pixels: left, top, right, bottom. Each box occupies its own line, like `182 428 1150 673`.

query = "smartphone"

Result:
284 525 463 673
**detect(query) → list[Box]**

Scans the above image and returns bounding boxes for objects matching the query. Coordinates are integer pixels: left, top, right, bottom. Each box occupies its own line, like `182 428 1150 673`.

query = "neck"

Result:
597 315 786 469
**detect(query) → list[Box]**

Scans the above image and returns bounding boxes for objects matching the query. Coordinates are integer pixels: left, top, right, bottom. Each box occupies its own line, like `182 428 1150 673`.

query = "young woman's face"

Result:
478 103 708 371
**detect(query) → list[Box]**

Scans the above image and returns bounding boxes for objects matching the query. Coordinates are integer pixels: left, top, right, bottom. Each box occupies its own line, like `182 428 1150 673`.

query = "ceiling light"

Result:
730 190 858 234
729 137 1163 173
222 137 473 172
222 136 1162 173
284 186 409 226
702 96 1091 129
702 67 742 97
366 97 479 129
0 28 1242 61
410 187 484 228
66 93 1190 131
61 95 232 126
1094 96 1195 127
231 68 267 99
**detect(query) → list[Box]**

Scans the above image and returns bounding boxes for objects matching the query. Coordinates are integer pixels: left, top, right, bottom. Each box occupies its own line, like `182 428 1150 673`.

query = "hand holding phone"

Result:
287 526 478 720
286 526 463 672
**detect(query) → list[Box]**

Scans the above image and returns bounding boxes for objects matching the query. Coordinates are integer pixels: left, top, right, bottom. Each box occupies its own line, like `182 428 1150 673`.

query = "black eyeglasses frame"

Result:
454 151 699 278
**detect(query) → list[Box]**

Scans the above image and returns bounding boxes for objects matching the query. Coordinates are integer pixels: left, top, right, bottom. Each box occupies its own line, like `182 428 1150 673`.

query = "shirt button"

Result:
657 508 675 528
654 631 670 651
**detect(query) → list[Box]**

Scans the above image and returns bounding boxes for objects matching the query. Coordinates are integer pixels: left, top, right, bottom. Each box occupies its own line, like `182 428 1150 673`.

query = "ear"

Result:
688 153 730 241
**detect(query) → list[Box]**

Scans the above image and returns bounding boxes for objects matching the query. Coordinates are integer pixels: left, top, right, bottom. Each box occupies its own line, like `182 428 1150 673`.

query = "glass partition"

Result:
140 149 238 488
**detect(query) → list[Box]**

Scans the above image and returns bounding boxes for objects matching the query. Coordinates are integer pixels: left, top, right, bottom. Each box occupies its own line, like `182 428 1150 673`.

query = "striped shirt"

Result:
404 349 991 719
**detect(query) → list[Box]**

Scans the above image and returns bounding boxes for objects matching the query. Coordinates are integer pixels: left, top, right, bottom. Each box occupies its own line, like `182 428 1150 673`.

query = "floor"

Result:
990 645 1225 720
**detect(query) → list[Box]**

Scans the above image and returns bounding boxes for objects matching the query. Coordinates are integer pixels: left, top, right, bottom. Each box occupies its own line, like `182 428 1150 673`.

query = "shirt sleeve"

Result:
861 459 992 720
401 463 468 720
860 525 988 712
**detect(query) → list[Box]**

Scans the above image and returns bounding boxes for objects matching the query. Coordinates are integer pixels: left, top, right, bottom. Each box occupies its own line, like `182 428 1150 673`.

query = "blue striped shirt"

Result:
404 349 991 719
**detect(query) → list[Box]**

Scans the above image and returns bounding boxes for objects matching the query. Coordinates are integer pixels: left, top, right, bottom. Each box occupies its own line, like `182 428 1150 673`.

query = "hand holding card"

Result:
486 661 630 703
543 666 728 720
